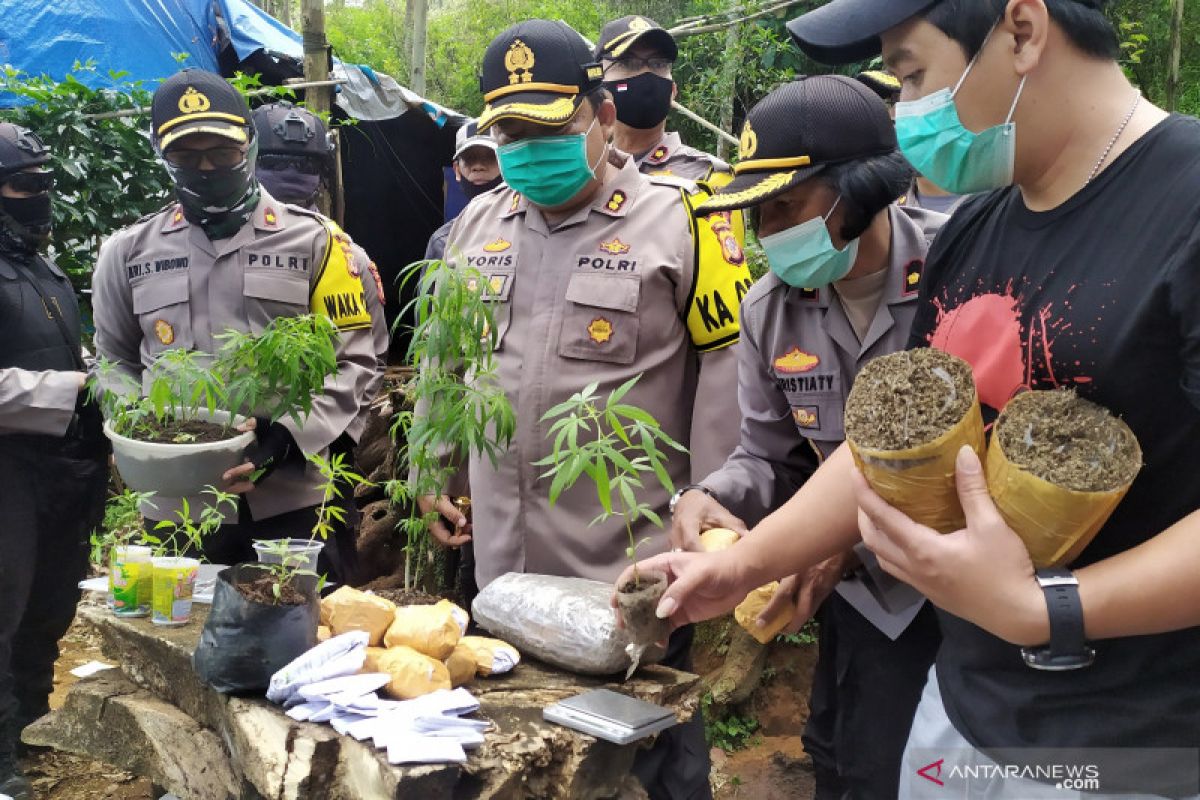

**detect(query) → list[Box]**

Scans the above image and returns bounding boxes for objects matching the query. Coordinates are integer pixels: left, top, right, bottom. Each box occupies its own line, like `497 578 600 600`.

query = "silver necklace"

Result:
1086 92 1141 186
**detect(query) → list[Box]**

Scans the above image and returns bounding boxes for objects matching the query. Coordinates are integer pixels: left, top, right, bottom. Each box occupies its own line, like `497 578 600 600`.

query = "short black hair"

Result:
924 0 1118 61
820 150 914 241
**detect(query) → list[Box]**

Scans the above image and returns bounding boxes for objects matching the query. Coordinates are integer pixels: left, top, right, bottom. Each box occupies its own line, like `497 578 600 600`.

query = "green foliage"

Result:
328 0 411 83
701 692 761 752
775 618 819 647
89 489 156 569
309 451 371 542
144 487 238 558
387 259 516 590
93 313 340 438
535 376 687 578
0 62 171 291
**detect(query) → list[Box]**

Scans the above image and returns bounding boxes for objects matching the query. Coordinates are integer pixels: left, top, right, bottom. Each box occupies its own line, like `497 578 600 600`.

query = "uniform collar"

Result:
637 131 681 168
161 204 189 234
252 188 288 233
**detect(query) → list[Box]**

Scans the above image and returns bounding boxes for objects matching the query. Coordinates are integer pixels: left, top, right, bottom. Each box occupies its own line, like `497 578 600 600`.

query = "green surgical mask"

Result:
497 117 602 207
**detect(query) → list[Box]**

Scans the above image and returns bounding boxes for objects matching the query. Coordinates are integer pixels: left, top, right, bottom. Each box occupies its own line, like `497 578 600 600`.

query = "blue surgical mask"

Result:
894 27 1026 195
497 117 602 207
760 197 859 290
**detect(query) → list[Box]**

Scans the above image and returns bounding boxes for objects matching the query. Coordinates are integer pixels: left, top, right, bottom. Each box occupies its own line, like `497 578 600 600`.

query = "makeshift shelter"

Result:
0 0 465 356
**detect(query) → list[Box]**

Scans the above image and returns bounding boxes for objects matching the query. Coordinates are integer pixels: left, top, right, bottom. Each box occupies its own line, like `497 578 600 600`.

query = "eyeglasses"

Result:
603 56 673 79
2 171 54 194
257 153 323 175
162 145 247 169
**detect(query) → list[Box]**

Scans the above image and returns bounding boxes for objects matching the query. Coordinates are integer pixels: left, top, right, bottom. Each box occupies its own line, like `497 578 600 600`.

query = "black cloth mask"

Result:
0 193 52 254
460 175 503 201
256 166 322 211
604 72 673 130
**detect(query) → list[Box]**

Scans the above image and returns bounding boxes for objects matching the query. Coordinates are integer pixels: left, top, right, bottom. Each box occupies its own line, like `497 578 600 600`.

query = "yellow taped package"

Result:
987 431 1140 568
734 582 794 645
699 528 740 552
458 635 521 676
444 643 478 687
320 586 397 647
384 604 463 660
435 598 470 635
849 394 985 533
365 645 452 699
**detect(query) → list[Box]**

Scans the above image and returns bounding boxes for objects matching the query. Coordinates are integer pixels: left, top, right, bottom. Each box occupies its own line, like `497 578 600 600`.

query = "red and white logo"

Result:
917 759 946 787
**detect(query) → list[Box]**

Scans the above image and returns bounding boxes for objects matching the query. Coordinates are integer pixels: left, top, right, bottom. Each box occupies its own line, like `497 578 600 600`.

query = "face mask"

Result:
497 117 603 208
604 73 673 130
461 174 503 201
256 166 322 210
0 193 52 250
165 138 260 238
760 197 860 290
894 26 1026 195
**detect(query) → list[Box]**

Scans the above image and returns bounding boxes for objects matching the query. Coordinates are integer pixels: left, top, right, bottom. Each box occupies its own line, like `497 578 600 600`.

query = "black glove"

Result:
248 417 303 484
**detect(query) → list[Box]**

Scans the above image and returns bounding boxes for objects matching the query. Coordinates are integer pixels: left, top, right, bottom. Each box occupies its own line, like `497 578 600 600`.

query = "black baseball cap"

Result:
595 16 679 62
152 68 251 150
787 0 940 64
477 20 605 131
694 75 897 214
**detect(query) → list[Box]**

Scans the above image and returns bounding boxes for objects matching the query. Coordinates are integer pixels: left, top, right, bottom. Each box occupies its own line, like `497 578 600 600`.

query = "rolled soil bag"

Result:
383 604 462 660
365 645 452 699
699 528 740 552
987 390 1142 567
444 643 477 687
845 348 985 532
321 586 397 646
734 582 794 645
458 636 520 676
193 565 319 694
435 598 469 635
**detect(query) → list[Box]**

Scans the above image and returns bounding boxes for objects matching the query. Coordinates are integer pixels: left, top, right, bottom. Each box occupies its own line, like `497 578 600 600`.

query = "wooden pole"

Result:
409 0 429 96
714 1 743 161
1167 0 1186 112
279 0 292 28
302 0 332 214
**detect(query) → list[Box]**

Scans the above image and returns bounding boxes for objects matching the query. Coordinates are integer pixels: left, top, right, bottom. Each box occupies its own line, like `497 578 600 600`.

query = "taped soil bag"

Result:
193 565 319 694
734 582 795 645
365 645 452 699
472 573 664 676
987 390 1141 568
435 599 469 635
317 625 332 643
846 349 985 533
700 528 740 552
383 604 462 660
321 586 397 646
458 636 520 676
444 644 477 687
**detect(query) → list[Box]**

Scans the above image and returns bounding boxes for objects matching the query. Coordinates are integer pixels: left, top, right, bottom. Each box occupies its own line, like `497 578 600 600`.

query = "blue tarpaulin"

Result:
218 0 302 62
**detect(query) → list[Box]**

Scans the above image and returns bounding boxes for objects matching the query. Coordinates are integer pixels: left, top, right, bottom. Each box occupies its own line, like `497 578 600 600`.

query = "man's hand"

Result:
670 489 749 551
612 549 753 632
418 494 473 547
756 551 853 633
854 445 1047 646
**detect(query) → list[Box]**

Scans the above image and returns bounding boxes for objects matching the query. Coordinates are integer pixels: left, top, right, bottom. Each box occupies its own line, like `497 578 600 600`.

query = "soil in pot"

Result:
993 390 1140 492
844 348 975 450
234 571 310 606
616 570 670 647
134 417 233 445
372 588 440 607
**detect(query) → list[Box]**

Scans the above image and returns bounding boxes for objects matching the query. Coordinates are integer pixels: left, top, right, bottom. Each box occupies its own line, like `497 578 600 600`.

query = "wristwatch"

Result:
668 484 715 515
1021 568 1095 671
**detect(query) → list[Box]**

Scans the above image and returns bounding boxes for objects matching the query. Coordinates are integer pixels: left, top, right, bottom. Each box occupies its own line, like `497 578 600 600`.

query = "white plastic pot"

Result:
253 538 324 573
104 408 255 497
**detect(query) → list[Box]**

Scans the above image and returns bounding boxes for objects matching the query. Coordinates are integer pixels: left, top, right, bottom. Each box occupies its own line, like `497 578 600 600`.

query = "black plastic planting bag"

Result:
193 565 319 694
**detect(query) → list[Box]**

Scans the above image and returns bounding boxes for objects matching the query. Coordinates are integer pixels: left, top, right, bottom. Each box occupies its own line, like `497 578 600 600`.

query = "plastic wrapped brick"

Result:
365 645 452 700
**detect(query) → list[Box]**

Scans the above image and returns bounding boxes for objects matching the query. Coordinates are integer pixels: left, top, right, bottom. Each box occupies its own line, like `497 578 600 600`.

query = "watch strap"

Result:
1022 568 1094 671
669 483 714 514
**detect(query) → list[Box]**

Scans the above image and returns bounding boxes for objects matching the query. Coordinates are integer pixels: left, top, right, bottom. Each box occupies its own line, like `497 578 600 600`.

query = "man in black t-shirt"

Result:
618 2 1200 797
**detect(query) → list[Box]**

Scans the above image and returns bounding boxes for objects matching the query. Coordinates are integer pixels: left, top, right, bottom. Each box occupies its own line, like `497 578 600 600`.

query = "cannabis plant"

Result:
89 488 156 569
535 376 687 585
143 486 239 559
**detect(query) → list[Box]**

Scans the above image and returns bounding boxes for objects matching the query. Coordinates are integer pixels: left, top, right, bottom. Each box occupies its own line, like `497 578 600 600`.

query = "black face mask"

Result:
0 193 52 252
461 175 503 201
256 166 322 210
604 72 674 130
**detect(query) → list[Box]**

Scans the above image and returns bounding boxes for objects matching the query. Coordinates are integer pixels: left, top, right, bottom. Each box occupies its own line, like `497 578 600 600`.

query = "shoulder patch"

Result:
311 221 372 331
605 190 628 213
647 145 670 165
903 259 923 296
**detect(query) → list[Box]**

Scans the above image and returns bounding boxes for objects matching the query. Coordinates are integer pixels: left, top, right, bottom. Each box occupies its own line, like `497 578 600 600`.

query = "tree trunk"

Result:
715 2 743 161
402 0 416 84
302 0 332 215
410 0 429 96
279 0 292 28
1167 0 1186 111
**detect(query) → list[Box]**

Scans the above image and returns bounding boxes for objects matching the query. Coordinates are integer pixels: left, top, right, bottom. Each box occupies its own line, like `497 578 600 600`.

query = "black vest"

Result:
0 252 83 372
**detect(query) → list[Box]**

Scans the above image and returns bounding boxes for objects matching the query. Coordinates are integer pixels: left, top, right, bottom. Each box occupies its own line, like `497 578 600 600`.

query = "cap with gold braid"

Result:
694 75 897 214
477 19 605 131
151 68 251 151
595 15 678 61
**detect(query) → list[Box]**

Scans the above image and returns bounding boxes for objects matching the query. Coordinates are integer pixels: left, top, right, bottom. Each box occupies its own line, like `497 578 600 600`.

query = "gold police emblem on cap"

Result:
629 17 651 33
178 87 211 115
505 39 536 85
739 121 758 160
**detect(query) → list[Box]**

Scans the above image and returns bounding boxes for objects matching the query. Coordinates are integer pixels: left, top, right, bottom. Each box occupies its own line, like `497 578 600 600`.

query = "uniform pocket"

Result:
131 275 194 353
557 273 641 365
243 271 310 333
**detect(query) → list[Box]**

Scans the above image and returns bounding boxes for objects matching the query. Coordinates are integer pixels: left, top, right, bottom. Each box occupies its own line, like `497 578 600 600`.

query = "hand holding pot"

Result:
854 445 1047 647
418 494 472 547
613 550 753 633
670 490 748 552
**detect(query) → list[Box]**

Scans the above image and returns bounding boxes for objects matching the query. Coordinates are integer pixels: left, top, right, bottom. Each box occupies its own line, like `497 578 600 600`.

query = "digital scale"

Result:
543 688 679 745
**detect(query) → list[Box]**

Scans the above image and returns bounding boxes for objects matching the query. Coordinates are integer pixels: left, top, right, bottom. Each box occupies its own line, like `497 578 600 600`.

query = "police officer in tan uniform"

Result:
93 70 383 581
416 20 750 799
671 77 946 800
595 15 726 181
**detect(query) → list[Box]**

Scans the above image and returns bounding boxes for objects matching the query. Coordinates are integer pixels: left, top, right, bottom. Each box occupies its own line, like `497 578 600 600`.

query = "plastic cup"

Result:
110 545 153 617
151 556 200 625
252 539 324 574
